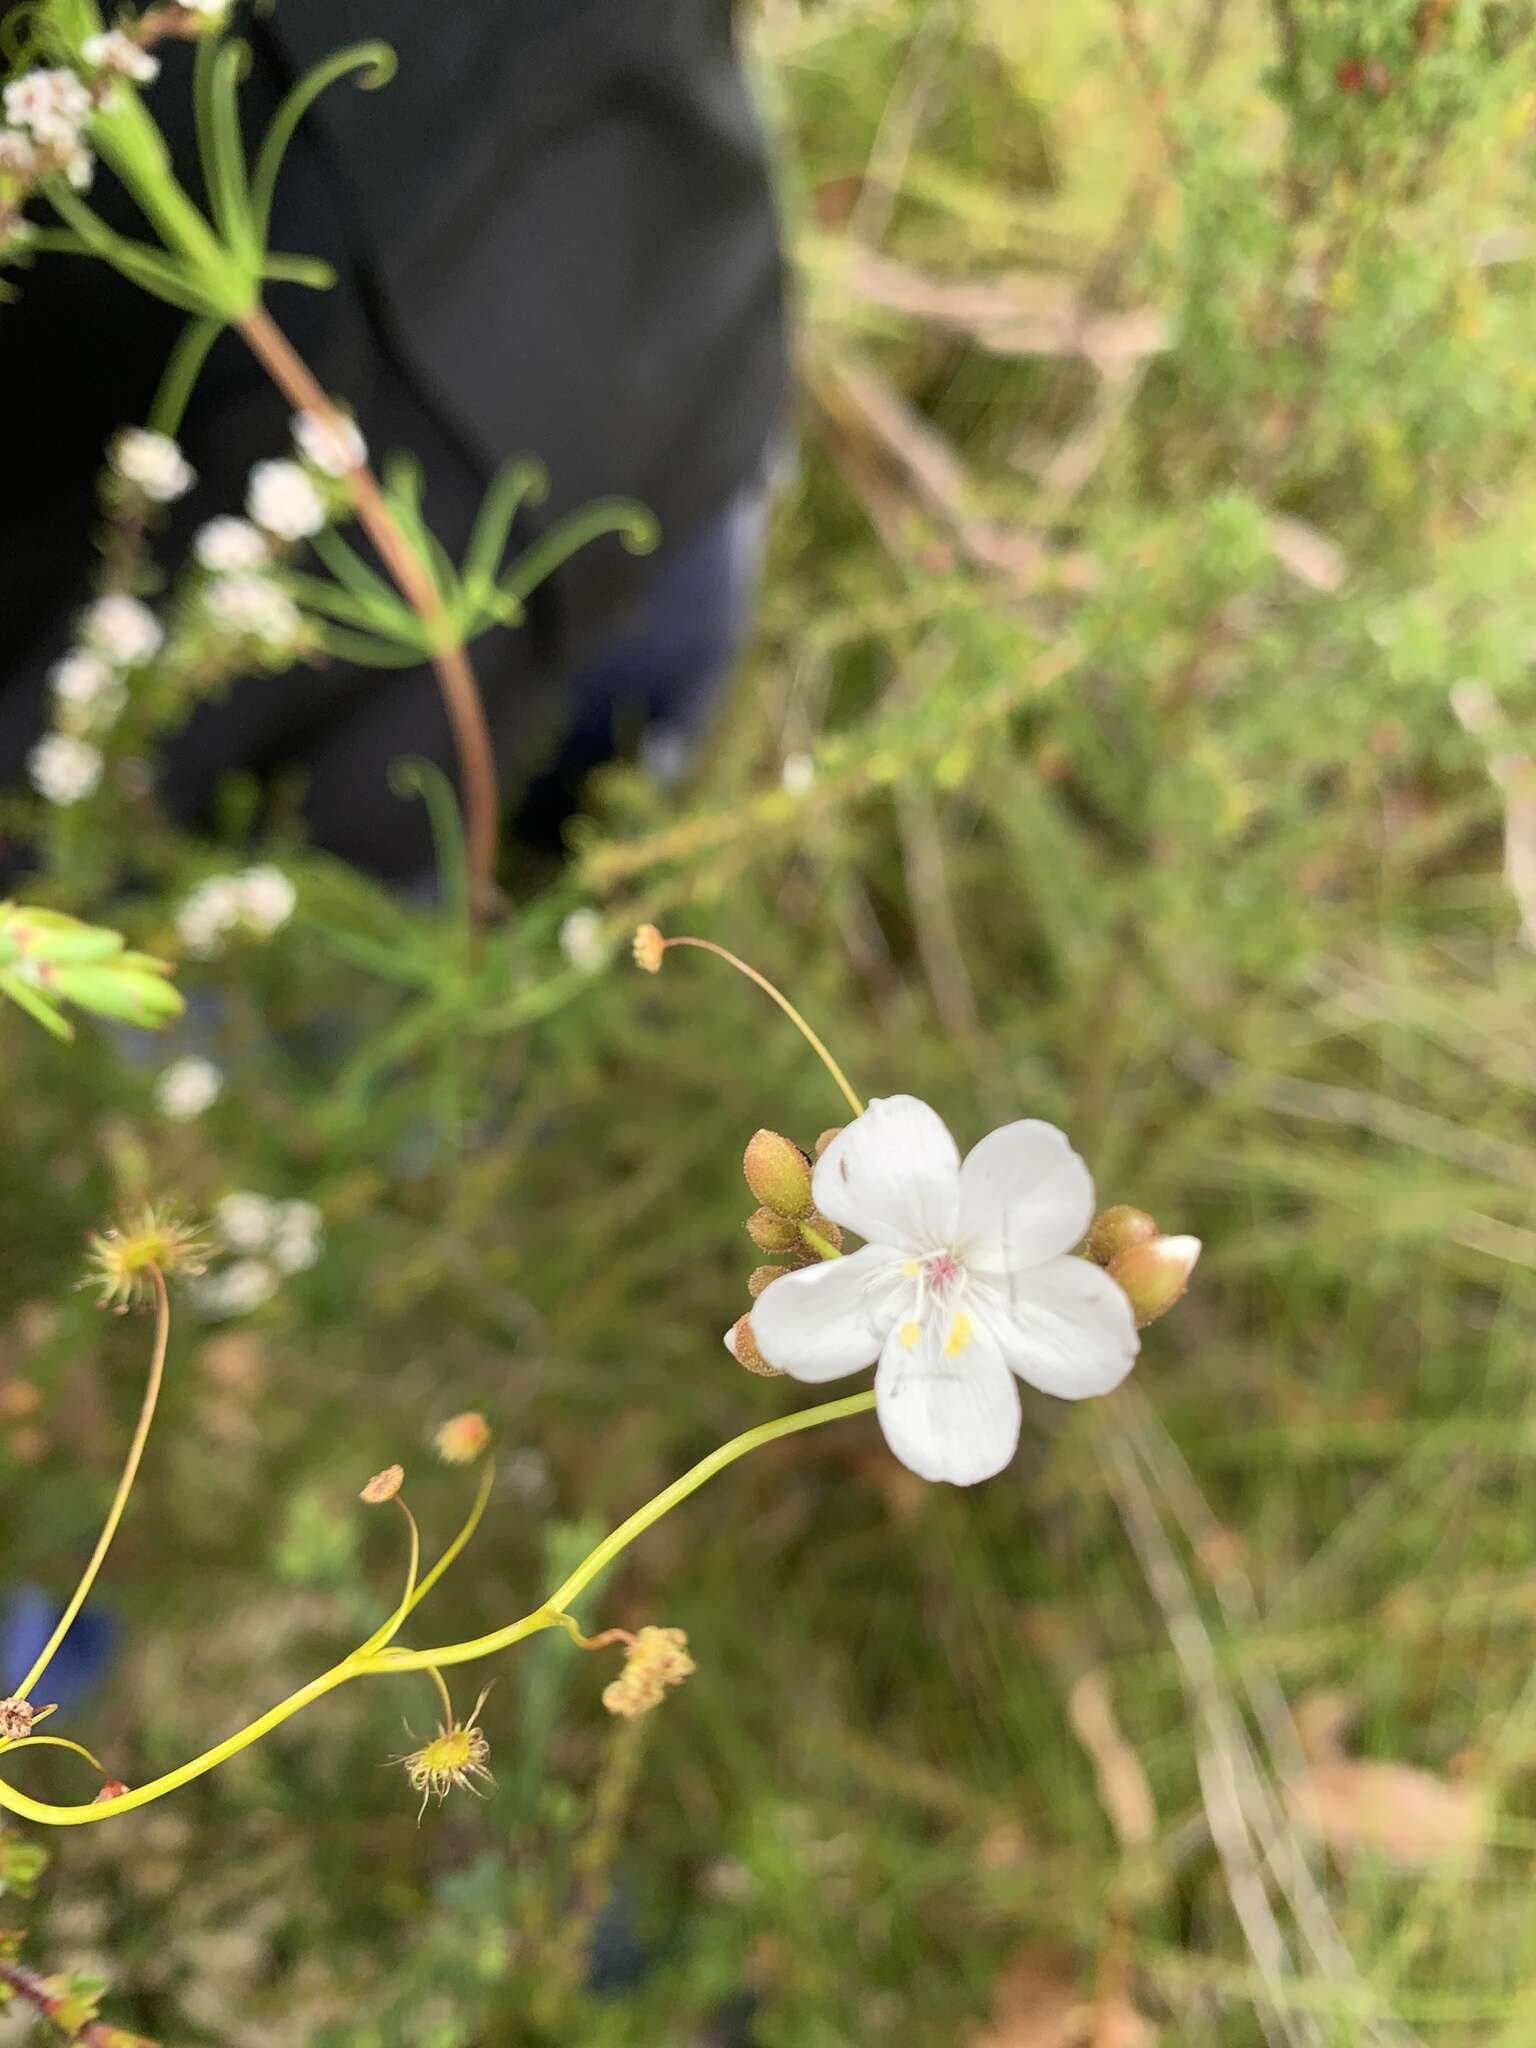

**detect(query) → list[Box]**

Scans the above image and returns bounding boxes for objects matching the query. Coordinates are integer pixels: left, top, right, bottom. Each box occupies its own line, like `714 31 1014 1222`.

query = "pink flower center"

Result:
925 1252 962 1296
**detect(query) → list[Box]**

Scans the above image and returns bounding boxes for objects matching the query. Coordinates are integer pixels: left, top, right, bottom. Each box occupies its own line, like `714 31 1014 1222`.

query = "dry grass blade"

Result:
1066 1669 1157 1852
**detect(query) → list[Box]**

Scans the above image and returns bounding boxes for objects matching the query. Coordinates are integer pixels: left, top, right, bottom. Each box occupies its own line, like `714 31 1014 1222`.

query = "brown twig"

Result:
237 307 501 916
0 1954 156 2046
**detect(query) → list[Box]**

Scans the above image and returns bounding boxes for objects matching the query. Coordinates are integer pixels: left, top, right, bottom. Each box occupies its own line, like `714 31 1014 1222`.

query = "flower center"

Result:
896 1250 974 1356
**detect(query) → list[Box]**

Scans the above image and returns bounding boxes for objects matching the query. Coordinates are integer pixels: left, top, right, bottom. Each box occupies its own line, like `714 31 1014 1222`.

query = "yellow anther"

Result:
945 1314 973 1357
903 1258 920 1276
899 1320 920 1349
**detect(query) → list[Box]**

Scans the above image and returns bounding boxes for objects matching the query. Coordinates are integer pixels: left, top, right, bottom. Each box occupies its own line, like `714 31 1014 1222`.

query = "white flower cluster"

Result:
175 865 296 957
292 407 366 478
81 32 159 87
558 908 606 972
194 517 269 573
194 1191 323 1317
83 592 163 667
246 460 326 542
27 731 102 806
112 427 194 503
203 573 302 650
154 1054 223 1121
2 67 95 191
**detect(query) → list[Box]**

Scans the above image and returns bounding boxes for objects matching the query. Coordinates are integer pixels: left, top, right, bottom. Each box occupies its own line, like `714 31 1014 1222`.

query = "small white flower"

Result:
154 1054 223 1121
0 131 38 179
82 32 159 85
177 0 234 13
292 408 366 477
3 69 91 148
238 864 296 934
558 908 605 972
82 593 162 667
270 1199 322 1275
203 574 301 648
246 459 325 542
28 732 103 805
781 751 816 796
749 1097 1139 1486
112 427 193 503
198 1258 278 1318
49 650 126 730
175 875 243 957
61 144 94 192
215 1191 278 1253
194 516 269 573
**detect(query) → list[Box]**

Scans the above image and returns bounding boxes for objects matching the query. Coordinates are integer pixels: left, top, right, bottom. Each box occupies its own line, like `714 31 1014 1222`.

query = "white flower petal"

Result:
811 1095 960 1252
957 1119 1096 1271
874 1312 1020 1486
972 1255 1138 1401
750 1243 906 1383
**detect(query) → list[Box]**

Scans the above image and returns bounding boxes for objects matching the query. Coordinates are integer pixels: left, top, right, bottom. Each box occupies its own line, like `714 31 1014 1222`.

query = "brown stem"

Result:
0 1954 156 2045
237 306 500 915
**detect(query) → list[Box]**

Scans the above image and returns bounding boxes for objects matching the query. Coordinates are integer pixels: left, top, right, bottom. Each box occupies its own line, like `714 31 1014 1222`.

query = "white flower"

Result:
28 733 102 805
558 908 605 972
194 516 269 573
238 864 295 934
292 408 365 477
270 1199 322 1275
112 427 193 502
781 751 816 796
0 131 38 179
4 69 91 149
246 459 325 542
215 1191 278 1253
154 1055 223 1120
49 650 126 729
82 32 159 85
203 574 301 648
749 1097 1139 1486
197 1258 278 1318
177 0 233 13
82 593 162 667
175 875 243 957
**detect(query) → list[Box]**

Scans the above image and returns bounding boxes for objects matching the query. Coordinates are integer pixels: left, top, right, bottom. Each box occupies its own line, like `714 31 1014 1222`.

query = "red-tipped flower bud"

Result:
1085 1204 1160 1267
743 1129 813 1218
725 1314 784 1377
1108 1234 1201 1327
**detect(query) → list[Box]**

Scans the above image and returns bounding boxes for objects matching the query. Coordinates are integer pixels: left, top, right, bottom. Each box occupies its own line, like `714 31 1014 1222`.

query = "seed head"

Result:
434 1412 491 1464
0 1697 35 1741
394 1685 494 1820
360 1464 404 1504
602 1625 696 1719
83 1203 212 1312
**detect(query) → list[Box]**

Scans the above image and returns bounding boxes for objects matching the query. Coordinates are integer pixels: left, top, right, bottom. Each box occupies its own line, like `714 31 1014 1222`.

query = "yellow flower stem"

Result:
659 936 866 1121
11 1267 170 1703
1 1735 105 1774
375 1391 879 1675
799 1221 844 1262
0 1391 877 1826
425 1663 455 1728
356 1496 422 1657
399 1458 496 1621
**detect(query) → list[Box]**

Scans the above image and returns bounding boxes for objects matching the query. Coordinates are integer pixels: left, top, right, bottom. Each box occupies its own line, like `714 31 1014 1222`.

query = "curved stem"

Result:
659 936 866 1120
402 1457 496 1621
0 1391 877 1825
11 1268 170 1702
237 306 500 916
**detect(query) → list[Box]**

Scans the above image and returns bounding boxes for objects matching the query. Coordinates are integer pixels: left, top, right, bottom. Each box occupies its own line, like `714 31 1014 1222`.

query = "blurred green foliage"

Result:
7 0 1536 2041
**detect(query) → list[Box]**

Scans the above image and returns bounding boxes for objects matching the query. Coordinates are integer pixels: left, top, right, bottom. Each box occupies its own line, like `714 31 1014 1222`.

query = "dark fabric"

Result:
0 0 786 877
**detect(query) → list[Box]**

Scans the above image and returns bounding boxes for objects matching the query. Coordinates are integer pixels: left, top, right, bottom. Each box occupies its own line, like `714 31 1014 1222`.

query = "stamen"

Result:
899 1320 920 1350
945 1313 973 1358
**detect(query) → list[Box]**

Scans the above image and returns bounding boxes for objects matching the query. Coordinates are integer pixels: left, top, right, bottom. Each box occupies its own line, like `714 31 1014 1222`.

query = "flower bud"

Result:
746 1206 801 1253
434 1412 491 1464
602 1624 695 1718
360 1464 405 1504
747 1264 788 1298
1108 1234 1201 1326
95 1780 129 1803
631 923 665 973
742 1129 813 1218
0 1698 33 1741
725 1315 784 1377
1085 1204 1159 1267
814 1127 842 1160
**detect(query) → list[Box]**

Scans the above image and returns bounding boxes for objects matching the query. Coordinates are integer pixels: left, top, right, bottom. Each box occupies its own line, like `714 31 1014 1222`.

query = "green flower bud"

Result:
742 1129 813 1217
1108 1235 1201 1326
48 961 183 1028
1085 1204 1159 1267
725 1314 783 1377
746 1206 802 1253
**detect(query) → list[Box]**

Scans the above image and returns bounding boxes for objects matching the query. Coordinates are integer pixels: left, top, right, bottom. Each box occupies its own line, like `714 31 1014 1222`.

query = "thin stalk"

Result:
237 306 500 914
12 1268 170 1702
